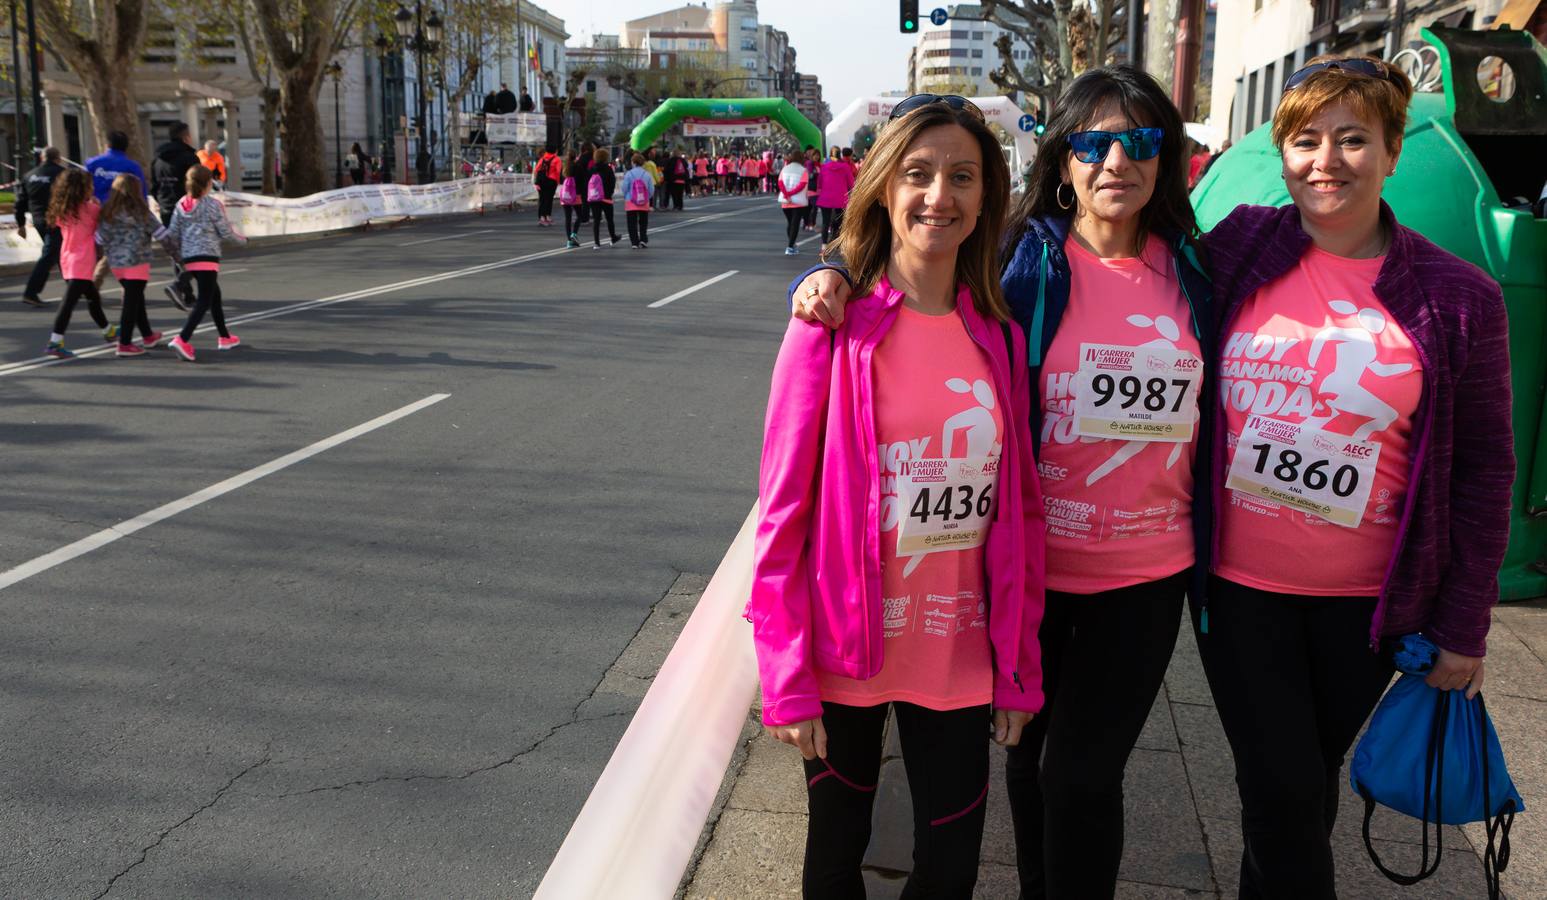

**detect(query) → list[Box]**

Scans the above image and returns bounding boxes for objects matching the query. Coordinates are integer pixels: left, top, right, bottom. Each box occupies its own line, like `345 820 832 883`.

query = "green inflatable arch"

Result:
630 97 824 152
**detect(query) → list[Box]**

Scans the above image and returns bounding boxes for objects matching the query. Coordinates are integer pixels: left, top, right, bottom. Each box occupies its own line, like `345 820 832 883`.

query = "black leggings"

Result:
1192 577 1393 900
626 210 649 246
563 205 580 237
116 280 153 346
821 207 843 245
590 202 617 245
52 279 107 335
1004 570 1188 900
804 701 989 899
179 270 230 342
783 207 803 248
537 181 556 218
805 201 819 228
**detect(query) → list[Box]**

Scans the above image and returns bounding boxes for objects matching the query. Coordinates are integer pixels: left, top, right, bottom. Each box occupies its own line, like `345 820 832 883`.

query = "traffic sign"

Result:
1018 114 1038 133
930 7 949 25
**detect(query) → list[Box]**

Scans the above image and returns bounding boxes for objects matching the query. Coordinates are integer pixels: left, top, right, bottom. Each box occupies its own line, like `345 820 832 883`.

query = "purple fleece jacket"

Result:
1205 202 1513 657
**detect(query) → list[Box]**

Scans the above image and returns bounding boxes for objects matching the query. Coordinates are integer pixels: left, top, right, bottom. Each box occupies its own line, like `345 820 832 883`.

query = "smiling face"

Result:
1062 101 1159 227
884 123 984 264
1280 101 1397 231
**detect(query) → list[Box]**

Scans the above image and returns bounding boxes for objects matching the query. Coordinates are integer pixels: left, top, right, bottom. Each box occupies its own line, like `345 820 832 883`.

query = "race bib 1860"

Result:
1225 416 1380 527
896 456 999 556
1074 343 1202 442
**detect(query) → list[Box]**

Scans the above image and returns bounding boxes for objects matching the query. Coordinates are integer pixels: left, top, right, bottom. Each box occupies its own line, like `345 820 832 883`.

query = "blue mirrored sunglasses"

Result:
1067 127 1165 164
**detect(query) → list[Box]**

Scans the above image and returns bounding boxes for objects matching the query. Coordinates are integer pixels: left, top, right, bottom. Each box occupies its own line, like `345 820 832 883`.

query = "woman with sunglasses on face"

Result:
788 69 1215 899
751 96 1046 898
1199 57 1511 899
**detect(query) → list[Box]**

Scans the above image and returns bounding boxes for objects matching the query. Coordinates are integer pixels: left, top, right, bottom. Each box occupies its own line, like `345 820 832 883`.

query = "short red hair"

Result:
1271 55 1414 153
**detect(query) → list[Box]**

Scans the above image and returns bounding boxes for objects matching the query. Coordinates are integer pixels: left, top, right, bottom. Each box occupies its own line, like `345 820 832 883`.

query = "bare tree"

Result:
980 0 1128 111
540 65 588 154
34 0 151 163
213 0 282 194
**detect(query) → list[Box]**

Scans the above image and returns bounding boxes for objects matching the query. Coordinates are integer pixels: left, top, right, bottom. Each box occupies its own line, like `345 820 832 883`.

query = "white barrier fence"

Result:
0 174 537 267
536 505 761 899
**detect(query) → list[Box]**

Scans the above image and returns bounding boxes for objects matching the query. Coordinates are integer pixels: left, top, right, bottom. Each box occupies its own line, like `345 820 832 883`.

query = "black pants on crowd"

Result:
590 202 617 246
179 270 231 342
627 210 649 246
536 180 556 219
53 279 107 335
1192 577 1394 900
116 279 153 346
804 701 990 899
24 226 60 298
805 202 819 228
821 207 843 245
783 207 803 248
669 183 685 210
1005 570 1188 899
563 205 580 237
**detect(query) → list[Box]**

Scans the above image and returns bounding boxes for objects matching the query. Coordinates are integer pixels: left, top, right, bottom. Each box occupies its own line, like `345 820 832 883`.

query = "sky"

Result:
535 0 922 116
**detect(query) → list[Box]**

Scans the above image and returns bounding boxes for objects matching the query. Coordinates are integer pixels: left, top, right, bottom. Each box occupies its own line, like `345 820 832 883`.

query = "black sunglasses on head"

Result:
1283 58 1390 92
888 93 986 122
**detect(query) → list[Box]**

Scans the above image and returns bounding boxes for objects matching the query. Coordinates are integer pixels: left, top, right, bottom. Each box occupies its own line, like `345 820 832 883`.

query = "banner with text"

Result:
485 113 548 143
682 117 771 138
0 175 536 266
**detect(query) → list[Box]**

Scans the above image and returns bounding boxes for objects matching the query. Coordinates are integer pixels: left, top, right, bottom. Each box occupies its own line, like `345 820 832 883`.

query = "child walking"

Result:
97 174 166 357
164 165 246 362
560 153 586 249
586 147 620 249
42 168 111 358
621 153 654 249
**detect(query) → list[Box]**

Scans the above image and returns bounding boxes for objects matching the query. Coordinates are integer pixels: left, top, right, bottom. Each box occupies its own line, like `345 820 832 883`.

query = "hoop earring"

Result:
1056 183 1075 210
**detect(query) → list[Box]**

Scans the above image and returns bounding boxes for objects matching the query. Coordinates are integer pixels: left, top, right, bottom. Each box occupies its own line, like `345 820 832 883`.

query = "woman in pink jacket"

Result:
750 96 1045 896
815 146 856 252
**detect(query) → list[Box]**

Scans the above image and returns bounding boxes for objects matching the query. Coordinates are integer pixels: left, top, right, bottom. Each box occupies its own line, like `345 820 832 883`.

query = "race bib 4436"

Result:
896 456 999 555
1075 343 1202 442
1225 416 1379 527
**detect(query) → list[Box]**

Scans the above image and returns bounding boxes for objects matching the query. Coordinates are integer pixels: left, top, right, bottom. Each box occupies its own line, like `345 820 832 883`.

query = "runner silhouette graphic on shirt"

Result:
1305 299 1413 441
897 377 1001 578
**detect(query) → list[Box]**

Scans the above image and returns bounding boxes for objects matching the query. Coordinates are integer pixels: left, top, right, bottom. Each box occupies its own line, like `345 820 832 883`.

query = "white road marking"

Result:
399 229 496 246
796 234 822 247
25 268 252 305
0 393 450 593
647 270 738 309
0 206 765 377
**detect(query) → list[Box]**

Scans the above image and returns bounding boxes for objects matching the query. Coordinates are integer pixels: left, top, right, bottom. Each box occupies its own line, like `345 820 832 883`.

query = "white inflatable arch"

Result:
825 95 1038 173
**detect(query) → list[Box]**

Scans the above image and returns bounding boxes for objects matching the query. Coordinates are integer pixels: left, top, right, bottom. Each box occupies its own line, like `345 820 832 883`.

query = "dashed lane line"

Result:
647 270 739 309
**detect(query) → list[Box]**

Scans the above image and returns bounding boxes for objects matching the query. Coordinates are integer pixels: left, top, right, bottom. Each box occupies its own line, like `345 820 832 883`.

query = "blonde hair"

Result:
1271 56 1414 153
834 104 1011 322
592 147 611 165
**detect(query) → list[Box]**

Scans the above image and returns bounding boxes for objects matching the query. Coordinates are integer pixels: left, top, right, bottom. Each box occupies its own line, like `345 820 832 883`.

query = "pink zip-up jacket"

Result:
749 276 1046 727
815 159 855 209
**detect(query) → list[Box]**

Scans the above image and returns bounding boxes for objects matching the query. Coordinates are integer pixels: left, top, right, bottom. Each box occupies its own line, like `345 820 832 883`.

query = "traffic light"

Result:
793 74 803 92
900 0 919 33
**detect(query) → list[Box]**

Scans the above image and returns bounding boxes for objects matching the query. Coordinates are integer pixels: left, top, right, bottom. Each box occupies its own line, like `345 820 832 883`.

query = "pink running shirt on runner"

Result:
112 264 151 281
1038 235 1200 593
817 303 1002 711
1215 247 1422 595
57 200 100 281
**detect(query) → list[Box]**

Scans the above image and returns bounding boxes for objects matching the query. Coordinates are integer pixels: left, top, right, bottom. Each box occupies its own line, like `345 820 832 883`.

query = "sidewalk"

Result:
685 601 1547 898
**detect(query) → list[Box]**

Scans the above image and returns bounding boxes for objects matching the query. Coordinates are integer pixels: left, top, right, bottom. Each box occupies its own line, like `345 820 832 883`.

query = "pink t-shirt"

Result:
112 263 151 281
1038 236 1201 593
1215 247 1423 595
57 200 100 281
817 303 1002 710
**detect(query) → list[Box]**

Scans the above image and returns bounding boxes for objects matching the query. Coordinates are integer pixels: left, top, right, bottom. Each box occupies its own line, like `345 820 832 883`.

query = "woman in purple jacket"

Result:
1199 56 1512 899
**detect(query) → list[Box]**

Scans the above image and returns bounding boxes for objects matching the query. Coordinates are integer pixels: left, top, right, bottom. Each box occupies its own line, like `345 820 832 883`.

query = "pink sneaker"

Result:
140 330 164 349
169 336 195 361
115 343 147 358
217 335 242 351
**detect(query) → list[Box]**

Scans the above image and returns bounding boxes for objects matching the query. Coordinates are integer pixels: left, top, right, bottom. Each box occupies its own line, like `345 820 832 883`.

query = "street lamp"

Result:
375 34 396 183
394 2 443 184
325 60 344 187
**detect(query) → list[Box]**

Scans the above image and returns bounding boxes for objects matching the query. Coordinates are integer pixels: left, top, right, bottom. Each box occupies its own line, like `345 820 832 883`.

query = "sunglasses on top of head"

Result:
1066 128 1165 164
1283 57 1390 92
887 93 986 122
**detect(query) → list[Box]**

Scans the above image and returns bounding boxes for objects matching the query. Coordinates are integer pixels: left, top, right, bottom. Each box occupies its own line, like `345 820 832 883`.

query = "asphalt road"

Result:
0 194 809 897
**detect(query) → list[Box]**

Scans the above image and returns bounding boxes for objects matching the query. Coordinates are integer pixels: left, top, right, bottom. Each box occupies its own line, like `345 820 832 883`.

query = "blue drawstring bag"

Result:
1350 634 1523 899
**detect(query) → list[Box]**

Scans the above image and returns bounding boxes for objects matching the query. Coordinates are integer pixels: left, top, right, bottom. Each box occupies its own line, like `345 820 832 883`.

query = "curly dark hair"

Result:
46 167 94 225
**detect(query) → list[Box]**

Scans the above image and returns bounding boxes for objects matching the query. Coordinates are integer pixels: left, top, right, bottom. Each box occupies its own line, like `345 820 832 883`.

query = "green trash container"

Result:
1193 25 1547 601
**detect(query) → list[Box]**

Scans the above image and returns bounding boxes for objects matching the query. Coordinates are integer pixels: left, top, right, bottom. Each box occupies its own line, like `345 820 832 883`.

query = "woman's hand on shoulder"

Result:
766 718 828 760
993 709 1034 746
793 269 852 328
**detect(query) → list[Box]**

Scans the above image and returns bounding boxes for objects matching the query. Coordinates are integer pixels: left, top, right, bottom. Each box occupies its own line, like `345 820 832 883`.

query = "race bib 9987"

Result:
1074 343 1202 442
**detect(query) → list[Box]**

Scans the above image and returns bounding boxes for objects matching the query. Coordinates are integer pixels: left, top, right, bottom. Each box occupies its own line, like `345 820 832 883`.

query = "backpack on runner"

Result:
587 172 605 202
559 176 578 205
629 176 650 207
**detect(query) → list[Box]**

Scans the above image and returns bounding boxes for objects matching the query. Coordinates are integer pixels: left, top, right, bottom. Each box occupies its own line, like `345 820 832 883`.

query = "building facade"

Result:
911 3 1011 97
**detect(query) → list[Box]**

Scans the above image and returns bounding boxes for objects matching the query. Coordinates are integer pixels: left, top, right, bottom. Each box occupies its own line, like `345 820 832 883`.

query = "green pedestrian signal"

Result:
900 0 919 32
